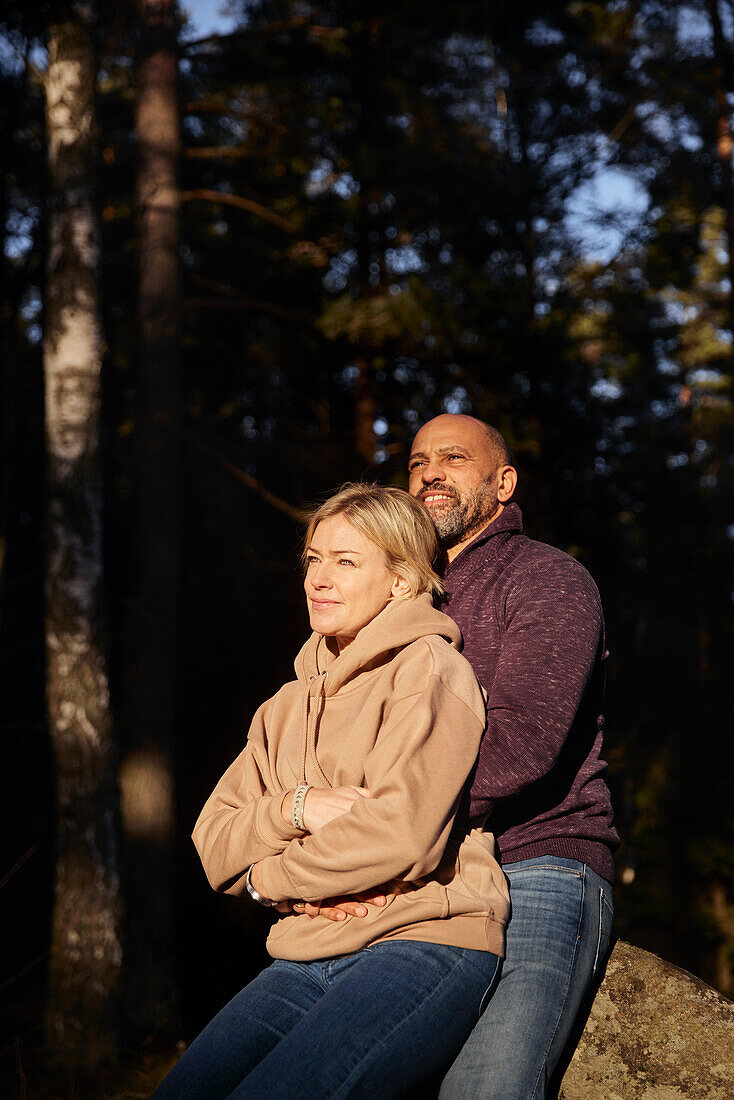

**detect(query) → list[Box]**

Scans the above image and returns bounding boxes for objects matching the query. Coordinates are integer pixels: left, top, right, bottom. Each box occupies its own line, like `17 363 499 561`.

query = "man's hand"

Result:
293 889 387 921
301 785 370 832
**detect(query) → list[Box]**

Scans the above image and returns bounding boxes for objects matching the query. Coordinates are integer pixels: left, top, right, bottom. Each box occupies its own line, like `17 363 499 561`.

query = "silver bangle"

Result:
245 864 277 908
291 784 312 831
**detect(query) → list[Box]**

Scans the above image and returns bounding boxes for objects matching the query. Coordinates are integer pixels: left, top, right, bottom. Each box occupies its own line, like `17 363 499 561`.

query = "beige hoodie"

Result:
193 594 510 961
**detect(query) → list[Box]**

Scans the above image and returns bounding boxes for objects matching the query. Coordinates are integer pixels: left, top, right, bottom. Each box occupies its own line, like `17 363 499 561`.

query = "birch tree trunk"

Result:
43 4 121 1070
121 0 181 1037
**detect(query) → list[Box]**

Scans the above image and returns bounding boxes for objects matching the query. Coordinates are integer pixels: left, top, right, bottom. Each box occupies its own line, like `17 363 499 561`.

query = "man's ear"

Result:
497 465 518 503
391 575 413 598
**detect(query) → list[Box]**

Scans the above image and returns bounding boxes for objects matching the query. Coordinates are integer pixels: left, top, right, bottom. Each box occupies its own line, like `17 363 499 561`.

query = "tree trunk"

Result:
43 4 122 1073
122 0 181 1039
707 0 734 368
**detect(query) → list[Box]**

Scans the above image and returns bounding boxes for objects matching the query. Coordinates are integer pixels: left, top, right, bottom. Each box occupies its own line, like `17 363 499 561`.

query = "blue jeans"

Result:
439 857 614 1100
153 940 500 1099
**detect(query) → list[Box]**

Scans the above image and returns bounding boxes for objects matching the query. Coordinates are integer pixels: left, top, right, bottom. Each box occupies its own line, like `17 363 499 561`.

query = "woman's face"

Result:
304 516 406 650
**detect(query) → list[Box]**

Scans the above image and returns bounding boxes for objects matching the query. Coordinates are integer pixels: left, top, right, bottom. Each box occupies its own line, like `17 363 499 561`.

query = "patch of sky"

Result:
323 249 357 293
641 106 703 153
305 159 360 200
386 246 425 276
0 34 47 75
657 358 680 376
180 0 240 42
20 288 41 321
590 377 624 401
334 173 360 199
242 415 257 439
565 166 649 263
305 159 333 198
676 4 714 53
222 115 248 142
688 368 723 386
184 115 205 138
0 34 25 76
4 206 39 260
558 52 587 89
545 136 601 181
443 387 470 415
651 398 677 418
525 19 564 46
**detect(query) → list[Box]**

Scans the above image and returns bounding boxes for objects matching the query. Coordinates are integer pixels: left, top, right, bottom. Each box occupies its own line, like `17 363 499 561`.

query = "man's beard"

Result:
422 480 500 549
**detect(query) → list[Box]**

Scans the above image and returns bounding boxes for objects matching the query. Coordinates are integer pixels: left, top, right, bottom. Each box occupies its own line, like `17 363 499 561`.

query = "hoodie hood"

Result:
294 592 462 695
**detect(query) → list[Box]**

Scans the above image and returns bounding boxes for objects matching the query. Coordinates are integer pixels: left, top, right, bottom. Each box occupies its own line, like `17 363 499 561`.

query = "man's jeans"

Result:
152 940 500 1099
439 857 614 1100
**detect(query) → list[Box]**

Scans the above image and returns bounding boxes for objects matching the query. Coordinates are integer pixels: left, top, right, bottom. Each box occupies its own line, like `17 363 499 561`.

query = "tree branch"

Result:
187 275 314 324
182 17 308 51
189 437 305 522
180 187 298 232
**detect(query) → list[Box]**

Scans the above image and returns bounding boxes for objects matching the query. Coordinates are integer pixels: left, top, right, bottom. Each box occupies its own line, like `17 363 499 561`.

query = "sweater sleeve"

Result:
192 695 305 891
469 555 604 818
256 657 486 904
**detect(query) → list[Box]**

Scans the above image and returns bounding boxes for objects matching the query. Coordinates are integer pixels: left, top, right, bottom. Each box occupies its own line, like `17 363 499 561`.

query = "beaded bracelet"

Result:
291 784 312 831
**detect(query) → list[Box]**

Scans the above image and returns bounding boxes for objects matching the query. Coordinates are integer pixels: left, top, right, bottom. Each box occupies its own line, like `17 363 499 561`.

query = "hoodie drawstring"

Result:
299 672 332 789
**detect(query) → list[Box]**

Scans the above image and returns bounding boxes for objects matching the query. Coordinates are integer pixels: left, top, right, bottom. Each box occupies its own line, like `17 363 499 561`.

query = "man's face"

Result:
408 415 503 552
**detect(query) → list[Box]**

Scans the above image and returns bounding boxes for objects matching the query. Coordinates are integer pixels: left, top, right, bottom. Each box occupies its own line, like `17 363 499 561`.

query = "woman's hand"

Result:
296 890 387 921
301 785 370 833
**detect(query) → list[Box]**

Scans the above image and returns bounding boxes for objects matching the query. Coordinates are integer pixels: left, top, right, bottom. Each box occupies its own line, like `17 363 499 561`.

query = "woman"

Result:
153 484 510 1099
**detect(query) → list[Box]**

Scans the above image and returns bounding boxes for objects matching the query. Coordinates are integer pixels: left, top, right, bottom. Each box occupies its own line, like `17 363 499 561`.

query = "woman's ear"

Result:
391 574 413 598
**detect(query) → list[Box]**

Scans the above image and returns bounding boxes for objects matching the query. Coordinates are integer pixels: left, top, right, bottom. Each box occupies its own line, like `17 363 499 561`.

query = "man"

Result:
406 413 617 1099
294 413 618 1098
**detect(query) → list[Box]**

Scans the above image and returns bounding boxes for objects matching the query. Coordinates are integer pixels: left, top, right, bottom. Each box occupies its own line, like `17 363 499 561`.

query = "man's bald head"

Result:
413 414 511 468
475 417 513 468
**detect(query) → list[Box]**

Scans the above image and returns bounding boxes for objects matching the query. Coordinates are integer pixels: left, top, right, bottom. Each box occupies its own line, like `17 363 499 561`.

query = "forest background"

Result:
1 0 733 1096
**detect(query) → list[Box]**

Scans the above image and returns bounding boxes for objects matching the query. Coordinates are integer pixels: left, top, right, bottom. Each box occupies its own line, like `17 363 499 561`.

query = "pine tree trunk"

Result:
707 0 734 364
43 5 121 1071
121 0 181 1039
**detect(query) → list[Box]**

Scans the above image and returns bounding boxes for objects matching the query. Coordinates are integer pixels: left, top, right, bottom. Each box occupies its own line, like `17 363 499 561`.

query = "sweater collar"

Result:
445 501 524 575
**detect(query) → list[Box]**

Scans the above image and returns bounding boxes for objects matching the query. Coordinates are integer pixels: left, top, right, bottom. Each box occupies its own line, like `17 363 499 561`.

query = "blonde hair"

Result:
302 483 446 601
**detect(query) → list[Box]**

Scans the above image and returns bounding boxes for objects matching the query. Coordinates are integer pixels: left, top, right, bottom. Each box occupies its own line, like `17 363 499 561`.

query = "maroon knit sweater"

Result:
442 502 618 883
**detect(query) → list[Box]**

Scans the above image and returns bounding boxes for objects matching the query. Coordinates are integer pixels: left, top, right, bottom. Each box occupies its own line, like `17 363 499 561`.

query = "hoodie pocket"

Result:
393 875 450 919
